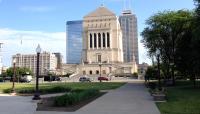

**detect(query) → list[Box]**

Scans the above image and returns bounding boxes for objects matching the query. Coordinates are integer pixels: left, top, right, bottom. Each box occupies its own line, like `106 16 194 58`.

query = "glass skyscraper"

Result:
66 20 83 64
119 10 139 64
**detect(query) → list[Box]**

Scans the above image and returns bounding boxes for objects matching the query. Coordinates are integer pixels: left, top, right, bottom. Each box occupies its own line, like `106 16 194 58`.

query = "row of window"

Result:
87 23 111 28
89 32 110 48
86 19 111 22
83 70 106 75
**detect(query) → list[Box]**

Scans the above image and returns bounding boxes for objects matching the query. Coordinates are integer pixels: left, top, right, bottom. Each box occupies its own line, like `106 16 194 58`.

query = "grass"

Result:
156 81 200 114
0 82 125 94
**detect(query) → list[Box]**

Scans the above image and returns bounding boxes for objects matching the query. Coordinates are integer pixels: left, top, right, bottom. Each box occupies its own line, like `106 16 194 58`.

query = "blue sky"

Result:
0 0 195 66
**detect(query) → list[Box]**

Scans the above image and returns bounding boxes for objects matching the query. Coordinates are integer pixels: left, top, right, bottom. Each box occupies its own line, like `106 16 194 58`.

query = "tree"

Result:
5 67 33 81
192 0 200 87
141 10 194 85
145 66 157 82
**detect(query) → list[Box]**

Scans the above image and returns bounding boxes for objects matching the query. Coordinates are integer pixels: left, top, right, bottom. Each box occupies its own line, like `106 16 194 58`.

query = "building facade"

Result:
119 10 139 64
66 20 83 64
79 6 137 76
82 6 123 64
53 53 63 69
12 52 59 76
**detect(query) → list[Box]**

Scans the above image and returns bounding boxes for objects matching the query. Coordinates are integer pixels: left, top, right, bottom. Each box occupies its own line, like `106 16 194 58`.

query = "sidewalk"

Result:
36 82 160 114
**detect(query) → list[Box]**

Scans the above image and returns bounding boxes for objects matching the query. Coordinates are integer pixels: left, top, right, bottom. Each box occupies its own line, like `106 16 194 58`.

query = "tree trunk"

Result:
193 74 196 88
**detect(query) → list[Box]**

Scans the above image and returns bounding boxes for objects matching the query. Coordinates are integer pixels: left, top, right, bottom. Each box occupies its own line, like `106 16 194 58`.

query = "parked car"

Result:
79 76 91 82
98 76 109 81
20 75 32 83
55 77 62 81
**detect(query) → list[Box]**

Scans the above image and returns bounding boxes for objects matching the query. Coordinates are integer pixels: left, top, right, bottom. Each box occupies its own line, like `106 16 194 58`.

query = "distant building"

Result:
12 52 61 76
53 53 63 69
119 10 139 64
0 43 3 75
66 20 83 64
138 62 149 79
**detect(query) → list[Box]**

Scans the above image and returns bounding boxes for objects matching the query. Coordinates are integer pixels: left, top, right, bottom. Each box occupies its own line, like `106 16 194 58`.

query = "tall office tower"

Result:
119 10 139 64
0 43 3 75
12 52 59 75
66 20 83 64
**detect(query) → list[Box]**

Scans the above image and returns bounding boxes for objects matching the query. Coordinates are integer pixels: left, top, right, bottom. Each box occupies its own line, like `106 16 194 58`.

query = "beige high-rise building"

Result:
12 52 59 76
119 10 139 64
82 6 123 64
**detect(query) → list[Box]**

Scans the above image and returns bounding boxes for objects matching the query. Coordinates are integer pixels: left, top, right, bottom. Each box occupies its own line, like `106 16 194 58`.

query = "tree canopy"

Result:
141 10 198 86
1 67 33 77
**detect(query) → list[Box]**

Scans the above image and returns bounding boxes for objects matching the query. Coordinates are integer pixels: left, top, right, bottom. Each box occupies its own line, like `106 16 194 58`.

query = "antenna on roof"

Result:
122 0 133 14
123 0 126 10
128 0 131 10
101 0 105 7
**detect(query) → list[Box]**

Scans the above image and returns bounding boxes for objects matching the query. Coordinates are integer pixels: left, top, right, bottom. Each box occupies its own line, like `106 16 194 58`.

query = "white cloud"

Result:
0 28 66 66
19 6 54 12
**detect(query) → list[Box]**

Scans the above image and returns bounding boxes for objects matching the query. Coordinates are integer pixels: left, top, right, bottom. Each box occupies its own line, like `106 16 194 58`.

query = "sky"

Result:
0 0 195 67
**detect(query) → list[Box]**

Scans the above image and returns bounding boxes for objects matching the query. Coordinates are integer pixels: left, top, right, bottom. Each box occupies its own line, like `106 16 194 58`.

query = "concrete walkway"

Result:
0 82 160 114
0 94 37 114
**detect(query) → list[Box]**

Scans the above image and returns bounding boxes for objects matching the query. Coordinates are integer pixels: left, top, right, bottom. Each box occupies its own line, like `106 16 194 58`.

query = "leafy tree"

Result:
5 67 33 81
145 66 157 82
192 0 200 87
141 10 194 85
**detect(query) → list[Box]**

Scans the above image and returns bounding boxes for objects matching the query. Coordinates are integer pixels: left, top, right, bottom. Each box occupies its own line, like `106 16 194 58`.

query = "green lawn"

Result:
0 82 125 93
157 81 200 114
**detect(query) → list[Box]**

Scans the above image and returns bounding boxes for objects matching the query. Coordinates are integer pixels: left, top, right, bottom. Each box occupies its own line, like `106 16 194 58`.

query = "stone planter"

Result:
152 93 166 102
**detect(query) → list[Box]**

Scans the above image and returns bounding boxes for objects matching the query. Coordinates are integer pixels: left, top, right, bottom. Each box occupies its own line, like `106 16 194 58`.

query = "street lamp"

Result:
109 65 112 80
33 44 41 100
99 63 102 82
11 58 16 93
156 49 161 90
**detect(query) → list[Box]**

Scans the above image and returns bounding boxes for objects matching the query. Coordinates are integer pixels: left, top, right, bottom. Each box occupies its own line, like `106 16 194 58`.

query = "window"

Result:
103 33 106 47
94 33 97 48
107 32 110 47
96 70 99 74
98 33 101 48
103 70 106 74
83 71 86 75
90 34 92 48
97 54 101 62
89 70 92 75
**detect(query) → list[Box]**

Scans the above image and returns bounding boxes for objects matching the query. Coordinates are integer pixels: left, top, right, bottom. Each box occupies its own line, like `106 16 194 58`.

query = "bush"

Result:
148 82 157 90
39 86 71 94
3 88 11 93
54 89 99 107
3 86 71 94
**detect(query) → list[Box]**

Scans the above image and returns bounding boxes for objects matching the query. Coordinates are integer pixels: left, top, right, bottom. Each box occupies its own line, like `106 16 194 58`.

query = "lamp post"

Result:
33 44 41 100
156 49 161 90
11 58 16 93
109 65 112 80
99 63 102 82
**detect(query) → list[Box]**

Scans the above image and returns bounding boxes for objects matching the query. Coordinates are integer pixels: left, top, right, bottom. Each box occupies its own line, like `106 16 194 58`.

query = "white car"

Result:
79 76 91 82
20 75 33 83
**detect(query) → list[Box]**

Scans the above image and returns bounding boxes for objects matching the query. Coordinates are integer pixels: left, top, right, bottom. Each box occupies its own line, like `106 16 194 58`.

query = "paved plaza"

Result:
0 82 160 114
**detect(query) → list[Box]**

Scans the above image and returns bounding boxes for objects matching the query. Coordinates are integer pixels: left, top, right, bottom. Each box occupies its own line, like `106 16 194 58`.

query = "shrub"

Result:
3 86 71 94
54 89 99 107
39 86 71 94
148 82 157 90
3 88 11 93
